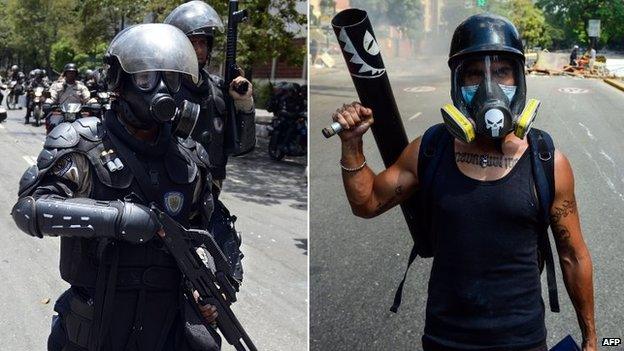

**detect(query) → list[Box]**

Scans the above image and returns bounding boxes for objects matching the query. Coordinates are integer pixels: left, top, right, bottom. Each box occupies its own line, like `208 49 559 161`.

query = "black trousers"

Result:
47 288 222 351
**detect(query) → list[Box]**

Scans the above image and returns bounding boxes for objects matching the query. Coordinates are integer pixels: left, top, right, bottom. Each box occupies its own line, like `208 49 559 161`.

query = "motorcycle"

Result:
6 80 24 110
31 86 48 126
266 82 308 161
45 101 102 134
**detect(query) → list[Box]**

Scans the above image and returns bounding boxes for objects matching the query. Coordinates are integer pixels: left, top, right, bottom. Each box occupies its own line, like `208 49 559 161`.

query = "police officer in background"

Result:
48 63 91 105
24 69 50 124
165 0 252 282
12 24 222 350
8 64 23 82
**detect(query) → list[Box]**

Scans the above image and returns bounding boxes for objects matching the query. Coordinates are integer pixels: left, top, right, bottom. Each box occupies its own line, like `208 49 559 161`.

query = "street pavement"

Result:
310 58 624 350
0 104 308 351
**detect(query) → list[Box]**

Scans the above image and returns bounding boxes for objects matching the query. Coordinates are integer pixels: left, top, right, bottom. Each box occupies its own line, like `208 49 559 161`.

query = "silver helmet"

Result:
105 23 199 84
164 0 224 37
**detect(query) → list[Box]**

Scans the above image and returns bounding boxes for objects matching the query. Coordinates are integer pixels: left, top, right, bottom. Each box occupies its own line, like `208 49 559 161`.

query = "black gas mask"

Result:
118 71 199 138
441 54 540 143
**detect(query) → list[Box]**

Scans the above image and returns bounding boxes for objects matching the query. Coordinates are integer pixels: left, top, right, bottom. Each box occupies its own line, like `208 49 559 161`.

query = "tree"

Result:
0 0 307 79
489 0 552 49
537 0 624 49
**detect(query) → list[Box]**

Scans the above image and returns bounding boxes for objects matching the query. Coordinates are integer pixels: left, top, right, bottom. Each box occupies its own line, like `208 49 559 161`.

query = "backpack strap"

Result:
391 123 450 313
528 128 560 313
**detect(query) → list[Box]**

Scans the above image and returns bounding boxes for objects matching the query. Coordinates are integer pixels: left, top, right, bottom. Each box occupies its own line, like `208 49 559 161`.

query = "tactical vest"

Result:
18 114 214 350
176 70 228 180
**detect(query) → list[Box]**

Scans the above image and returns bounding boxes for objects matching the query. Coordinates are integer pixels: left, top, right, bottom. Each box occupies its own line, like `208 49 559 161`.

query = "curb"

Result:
604 78 624 92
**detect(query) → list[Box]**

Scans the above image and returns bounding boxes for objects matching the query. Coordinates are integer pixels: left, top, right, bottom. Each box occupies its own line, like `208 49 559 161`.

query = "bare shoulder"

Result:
395 136 423 180
554 149 575 194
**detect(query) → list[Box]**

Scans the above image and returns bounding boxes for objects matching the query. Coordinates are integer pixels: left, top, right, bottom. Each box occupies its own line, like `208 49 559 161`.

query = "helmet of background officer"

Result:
29 70 36 79
442 13 532 143
11 65 18 72
85 69 94 81
33 69 42 80
63 63 78 84
164 0 224 69
103 23 199 130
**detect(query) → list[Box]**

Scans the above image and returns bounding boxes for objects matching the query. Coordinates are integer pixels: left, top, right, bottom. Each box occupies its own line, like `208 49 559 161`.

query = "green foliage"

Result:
351 0 423 42
50 38 76 73
489 0 551 49
253 80 274 110
0 0 306 78
537 0 624 49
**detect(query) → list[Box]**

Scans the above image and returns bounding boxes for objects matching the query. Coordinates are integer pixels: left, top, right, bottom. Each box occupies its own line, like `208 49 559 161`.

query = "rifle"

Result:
151 205 257 351
224 0 255 156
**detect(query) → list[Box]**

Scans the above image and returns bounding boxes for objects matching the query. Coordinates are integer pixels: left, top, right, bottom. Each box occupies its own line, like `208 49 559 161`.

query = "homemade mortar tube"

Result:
327 8 419 240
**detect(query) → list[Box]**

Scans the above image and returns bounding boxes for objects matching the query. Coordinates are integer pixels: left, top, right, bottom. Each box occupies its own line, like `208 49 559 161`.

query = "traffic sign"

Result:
588 19 601 37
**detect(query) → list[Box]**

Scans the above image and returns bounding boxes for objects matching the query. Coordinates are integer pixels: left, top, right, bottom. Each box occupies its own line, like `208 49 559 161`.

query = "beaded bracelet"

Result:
340 158 367 172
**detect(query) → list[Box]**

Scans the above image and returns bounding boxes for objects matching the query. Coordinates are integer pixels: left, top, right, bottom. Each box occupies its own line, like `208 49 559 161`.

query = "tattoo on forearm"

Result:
455 152 520 169
375 185 403 214
550 199 577 224
552 224 573 255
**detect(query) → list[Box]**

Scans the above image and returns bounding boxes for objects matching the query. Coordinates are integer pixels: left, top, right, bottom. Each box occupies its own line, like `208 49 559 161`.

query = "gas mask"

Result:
441 54 540 143
118 71 199 139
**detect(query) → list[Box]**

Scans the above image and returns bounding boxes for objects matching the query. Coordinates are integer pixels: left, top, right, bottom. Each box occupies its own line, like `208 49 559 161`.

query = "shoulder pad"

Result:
36 148 59 169
166 140 198 184
72 117 104 142
208 74 225 88
176 137 210 168
44 122 79 149
18 165 39 196
195 142 211 168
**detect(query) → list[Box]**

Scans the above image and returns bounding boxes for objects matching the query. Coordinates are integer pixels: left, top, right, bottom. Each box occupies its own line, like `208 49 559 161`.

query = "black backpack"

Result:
391 123 560 314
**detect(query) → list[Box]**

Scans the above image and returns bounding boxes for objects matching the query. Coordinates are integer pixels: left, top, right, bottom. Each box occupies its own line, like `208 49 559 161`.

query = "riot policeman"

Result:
12 24 223 351
165 0 251 282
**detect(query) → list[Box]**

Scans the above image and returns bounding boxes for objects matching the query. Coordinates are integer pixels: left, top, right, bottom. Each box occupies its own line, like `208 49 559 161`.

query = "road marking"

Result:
560 117 624 202
558 87 589 94
578 122 595 140
600 150 616 167
404 86 436 93
409 112 422 121
22 155 36 166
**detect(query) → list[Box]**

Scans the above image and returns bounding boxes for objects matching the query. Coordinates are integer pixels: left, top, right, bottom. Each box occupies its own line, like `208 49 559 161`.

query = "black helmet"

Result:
34 69 42 77
63 63 78 73
164 1 223 40
449 13 524 67
448 14 526 119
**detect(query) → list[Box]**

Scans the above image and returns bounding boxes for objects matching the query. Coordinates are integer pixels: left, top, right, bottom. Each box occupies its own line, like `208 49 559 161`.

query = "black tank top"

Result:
422 140 546 350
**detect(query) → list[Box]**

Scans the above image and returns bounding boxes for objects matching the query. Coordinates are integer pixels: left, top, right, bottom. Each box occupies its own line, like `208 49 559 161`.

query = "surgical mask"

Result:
462 84 517 105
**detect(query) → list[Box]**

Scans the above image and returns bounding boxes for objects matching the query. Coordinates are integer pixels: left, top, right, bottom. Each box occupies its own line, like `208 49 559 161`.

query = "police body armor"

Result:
175 69 244 281
176 69 228 180
17 115 216 350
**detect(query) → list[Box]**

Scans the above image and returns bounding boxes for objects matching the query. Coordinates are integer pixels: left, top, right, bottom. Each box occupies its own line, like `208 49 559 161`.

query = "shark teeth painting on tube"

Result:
338 27 386 78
